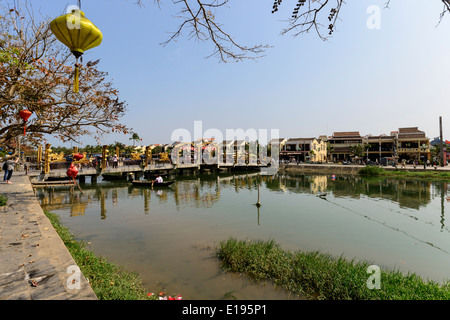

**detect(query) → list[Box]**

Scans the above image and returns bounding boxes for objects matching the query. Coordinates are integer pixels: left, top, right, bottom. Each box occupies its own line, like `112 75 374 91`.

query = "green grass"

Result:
217 238 450 300
0 194 7 206
385 170 450 180
44 210 163 300
358 165 384 176
359 165 450 180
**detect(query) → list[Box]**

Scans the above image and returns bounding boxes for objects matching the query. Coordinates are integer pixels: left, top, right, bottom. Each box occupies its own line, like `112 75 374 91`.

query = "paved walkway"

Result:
0 172 97 300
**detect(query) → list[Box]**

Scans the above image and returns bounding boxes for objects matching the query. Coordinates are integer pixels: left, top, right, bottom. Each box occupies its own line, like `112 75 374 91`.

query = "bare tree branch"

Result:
160 0 270 62
133 0 450 61
272 0 344 40
439 0 450 24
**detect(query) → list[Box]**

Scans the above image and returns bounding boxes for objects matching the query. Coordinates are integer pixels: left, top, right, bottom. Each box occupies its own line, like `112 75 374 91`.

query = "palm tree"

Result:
326 142 334 163
129 132 141 146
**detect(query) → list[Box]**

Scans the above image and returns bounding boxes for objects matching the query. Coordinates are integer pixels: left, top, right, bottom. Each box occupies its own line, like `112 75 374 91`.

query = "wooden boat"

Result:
144 172 169 180
131 180 175 187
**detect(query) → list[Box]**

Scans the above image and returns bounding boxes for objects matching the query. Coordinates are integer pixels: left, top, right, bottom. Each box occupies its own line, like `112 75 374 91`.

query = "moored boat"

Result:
131 180 175 187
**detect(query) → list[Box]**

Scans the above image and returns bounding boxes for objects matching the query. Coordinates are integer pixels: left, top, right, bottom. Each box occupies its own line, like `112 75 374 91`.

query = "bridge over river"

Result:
27 161 267 183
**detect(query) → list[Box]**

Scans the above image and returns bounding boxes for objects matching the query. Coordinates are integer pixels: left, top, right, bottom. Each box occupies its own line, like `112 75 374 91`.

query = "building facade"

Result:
365 134 396 162
395 127 430 162
327 132 364 162
326 127 430 164
280 138 327 163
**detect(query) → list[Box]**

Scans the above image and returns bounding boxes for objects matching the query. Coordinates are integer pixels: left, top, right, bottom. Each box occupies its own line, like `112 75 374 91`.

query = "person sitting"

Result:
155 175 163 183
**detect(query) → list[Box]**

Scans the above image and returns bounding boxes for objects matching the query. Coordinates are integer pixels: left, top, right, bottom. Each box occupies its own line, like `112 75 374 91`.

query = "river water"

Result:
36 172 450 299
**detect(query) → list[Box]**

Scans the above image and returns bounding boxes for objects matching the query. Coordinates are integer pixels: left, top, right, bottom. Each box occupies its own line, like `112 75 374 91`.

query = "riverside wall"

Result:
0 172 97 300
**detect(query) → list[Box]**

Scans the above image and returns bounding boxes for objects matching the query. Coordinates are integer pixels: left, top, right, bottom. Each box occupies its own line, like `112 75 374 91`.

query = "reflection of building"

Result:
70 203 87 216
280 138 327 163
395 179 431 210
310 175 327 194
172 180 220 208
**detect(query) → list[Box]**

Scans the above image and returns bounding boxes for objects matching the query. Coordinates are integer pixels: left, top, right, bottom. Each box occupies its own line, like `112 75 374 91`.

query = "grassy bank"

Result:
44 211 158 300
359 165 450 180
217 238 450 300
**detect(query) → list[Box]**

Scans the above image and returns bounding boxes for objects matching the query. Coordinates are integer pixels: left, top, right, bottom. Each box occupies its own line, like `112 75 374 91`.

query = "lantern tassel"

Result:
23 124 26 135
74 63 80 93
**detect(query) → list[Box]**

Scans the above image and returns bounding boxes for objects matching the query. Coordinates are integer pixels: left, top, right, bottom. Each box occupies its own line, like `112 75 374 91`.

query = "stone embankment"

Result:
277 163 450 175
0 172 97 300
278 163 363 175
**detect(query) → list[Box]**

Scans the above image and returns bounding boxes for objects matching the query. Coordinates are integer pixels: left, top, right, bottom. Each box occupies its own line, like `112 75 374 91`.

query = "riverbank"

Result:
279 163 450 180
0 173 97 300
217 238 450 300
44 211 159 300
359 166 450 180
0 170 177 300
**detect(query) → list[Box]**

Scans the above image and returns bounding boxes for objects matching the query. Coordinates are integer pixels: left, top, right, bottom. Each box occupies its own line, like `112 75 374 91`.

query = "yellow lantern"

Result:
50 7 102 93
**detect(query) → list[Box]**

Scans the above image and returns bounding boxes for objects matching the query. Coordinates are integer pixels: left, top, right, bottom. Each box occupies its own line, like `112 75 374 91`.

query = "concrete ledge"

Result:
278 163 450 175
0 173 97 300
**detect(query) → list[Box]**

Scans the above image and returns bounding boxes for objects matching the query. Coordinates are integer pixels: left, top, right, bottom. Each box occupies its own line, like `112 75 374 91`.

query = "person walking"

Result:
112 154 118 168
3 156 19 184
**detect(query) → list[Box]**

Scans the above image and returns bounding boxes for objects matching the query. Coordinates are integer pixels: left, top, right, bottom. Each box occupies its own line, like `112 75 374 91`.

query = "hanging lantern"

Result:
49 7 102 93
67 163 79 182
73 153 84 161
19 109 32 135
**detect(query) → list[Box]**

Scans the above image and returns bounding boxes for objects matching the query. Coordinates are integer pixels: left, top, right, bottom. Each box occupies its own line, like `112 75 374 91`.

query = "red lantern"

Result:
67 163 79 180
19 109 32 135
73 153 84 161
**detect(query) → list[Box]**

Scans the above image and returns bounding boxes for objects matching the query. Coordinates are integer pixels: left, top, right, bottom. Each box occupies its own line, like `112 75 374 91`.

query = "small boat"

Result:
131 180 175 188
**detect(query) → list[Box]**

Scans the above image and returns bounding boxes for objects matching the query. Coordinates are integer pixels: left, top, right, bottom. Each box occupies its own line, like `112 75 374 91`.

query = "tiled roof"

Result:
332 132 361 138
286 138 316 143
398 127 422 134
397 127 426 139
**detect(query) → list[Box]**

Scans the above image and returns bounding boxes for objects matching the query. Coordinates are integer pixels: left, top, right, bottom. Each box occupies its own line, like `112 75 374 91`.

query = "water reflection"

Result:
35 172 450 296
265 174 436 209
36 173 450 221
269 174 450 231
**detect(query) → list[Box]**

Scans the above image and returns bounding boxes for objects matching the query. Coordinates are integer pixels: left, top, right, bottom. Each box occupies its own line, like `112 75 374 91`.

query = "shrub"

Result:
358 165 384 176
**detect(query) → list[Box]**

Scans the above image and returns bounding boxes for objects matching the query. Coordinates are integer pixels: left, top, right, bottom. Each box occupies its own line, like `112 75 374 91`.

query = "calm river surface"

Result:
36 172 450 299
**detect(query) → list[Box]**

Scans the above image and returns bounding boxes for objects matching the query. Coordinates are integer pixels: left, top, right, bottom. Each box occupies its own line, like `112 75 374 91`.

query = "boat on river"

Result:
131 180 175 187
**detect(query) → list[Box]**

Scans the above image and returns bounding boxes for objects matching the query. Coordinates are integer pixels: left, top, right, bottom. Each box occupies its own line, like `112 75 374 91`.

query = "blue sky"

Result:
28 0 450 146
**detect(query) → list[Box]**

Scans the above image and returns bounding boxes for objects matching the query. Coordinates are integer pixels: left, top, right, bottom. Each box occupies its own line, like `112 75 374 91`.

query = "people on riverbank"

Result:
3 156 19 184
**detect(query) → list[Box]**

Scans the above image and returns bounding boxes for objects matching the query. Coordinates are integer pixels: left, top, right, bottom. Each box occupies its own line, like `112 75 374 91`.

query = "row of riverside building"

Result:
273 127 441 164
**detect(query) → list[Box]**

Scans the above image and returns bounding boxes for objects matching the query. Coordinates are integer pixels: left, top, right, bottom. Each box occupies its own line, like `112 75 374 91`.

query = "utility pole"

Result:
440 116 444 167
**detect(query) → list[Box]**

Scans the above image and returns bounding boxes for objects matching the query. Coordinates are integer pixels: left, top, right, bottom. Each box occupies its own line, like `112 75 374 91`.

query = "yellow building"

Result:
395 127 430 162
280 138 327 163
